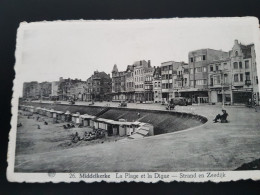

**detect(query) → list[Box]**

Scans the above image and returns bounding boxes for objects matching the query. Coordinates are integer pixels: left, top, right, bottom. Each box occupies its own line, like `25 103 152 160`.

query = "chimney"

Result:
59 77 63 81
140 60 142 65
234 39 238 45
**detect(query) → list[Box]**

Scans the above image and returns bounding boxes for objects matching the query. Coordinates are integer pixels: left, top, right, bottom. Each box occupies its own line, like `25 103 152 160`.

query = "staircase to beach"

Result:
95 106 111 117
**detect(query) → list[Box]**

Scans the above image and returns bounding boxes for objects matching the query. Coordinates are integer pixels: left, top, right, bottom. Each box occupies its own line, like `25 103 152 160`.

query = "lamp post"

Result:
221 70 225 108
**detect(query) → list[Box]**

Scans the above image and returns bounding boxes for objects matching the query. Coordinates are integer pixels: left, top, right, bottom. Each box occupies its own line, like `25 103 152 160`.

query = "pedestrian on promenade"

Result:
213 109 228 123
247 98 252 108
137 112 140 118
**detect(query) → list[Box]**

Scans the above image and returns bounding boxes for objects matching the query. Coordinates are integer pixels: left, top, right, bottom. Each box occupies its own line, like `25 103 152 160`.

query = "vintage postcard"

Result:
7 17 260 183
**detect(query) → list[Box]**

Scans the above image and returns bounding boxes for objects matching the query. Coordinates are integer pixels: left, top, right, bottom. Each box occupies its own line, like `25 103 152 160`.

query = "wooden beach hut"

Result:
64 110 72 122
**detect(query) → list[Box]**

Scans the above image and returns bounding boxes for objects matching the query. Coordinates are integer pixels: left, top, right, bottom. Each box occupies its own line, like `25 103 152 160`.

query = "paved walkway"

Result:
15 102 260 172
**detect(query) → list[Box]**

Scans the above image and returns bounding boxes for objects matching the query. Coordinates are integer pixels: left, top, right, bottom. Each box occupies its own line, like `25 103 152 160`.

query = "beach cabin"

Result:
80 114 95 127
95 118 108 130
23 105 29 112
28 106 35 113
52 110 57 119
36 107 41 115
99 120 120 136
46 109 52 118
119 124 126 136
42 108 47 116
49 109 56 118
61 111 66 121
104 120 116 136
93 120 99 130
82 116 89 126
19 105 24 111
39 107 45 115
64 111 72 122
118 119 127 136
125 122 134 136
72 112 81 124
35 107 41 114
56 111 64 121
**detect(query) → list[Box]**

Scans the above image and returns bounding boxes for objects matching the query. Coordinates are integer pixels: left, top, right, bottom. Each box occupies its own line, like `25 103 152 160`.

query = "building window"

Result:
169 74 172 79
195 67 202 73
234 74 239 82
235 51 238 56
184 78 187 85
214 76 221 84
169 83 172 89
245 72 250 81
196 79 206 85
224 74 228 84
239 62 243 69
240 74 243 82
203 67 207 72
190 68 194 74
158 82 161 87
210 76 213 86
256 76 258 84
203 55 206 60
233 62 238 69
190 57 194 63
190 80 194 86
245 60 249 69
215 65 219 71
210 65 214 72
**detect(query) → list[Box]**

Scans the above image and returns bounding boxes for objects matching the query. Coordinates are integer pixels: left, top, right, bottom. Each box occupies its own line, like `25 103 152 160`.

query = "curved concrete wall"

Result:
22 102 207 135
100 107 207 135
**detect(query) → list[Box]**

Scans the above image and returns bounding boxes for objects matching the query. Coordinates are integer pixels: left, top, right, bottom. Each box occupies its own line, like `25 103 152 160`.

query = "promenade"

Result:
15 101 260 172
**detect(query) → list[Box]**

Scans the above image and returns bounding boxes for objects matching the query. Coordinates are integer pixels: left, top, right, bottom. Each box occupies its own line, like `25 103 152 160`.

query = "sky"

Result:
14 17 260 96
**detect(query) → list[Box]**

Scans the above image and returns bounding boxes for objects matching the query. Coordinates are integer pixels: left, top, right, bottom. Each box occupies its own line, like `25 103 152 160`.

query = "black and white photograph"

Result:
7 17 260 183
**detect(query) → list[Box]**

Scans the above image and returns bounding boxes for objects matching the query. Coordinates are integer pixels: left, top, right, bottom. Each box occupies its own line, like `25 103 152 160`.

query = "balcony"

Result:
245 80 251 86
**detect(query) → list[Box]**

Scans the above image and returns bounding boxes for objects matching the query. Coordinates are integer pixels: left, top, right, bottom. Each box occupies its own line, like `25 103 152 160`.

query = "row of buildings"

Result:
23 39 259 105
23 71 112 102
111 40 259 105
